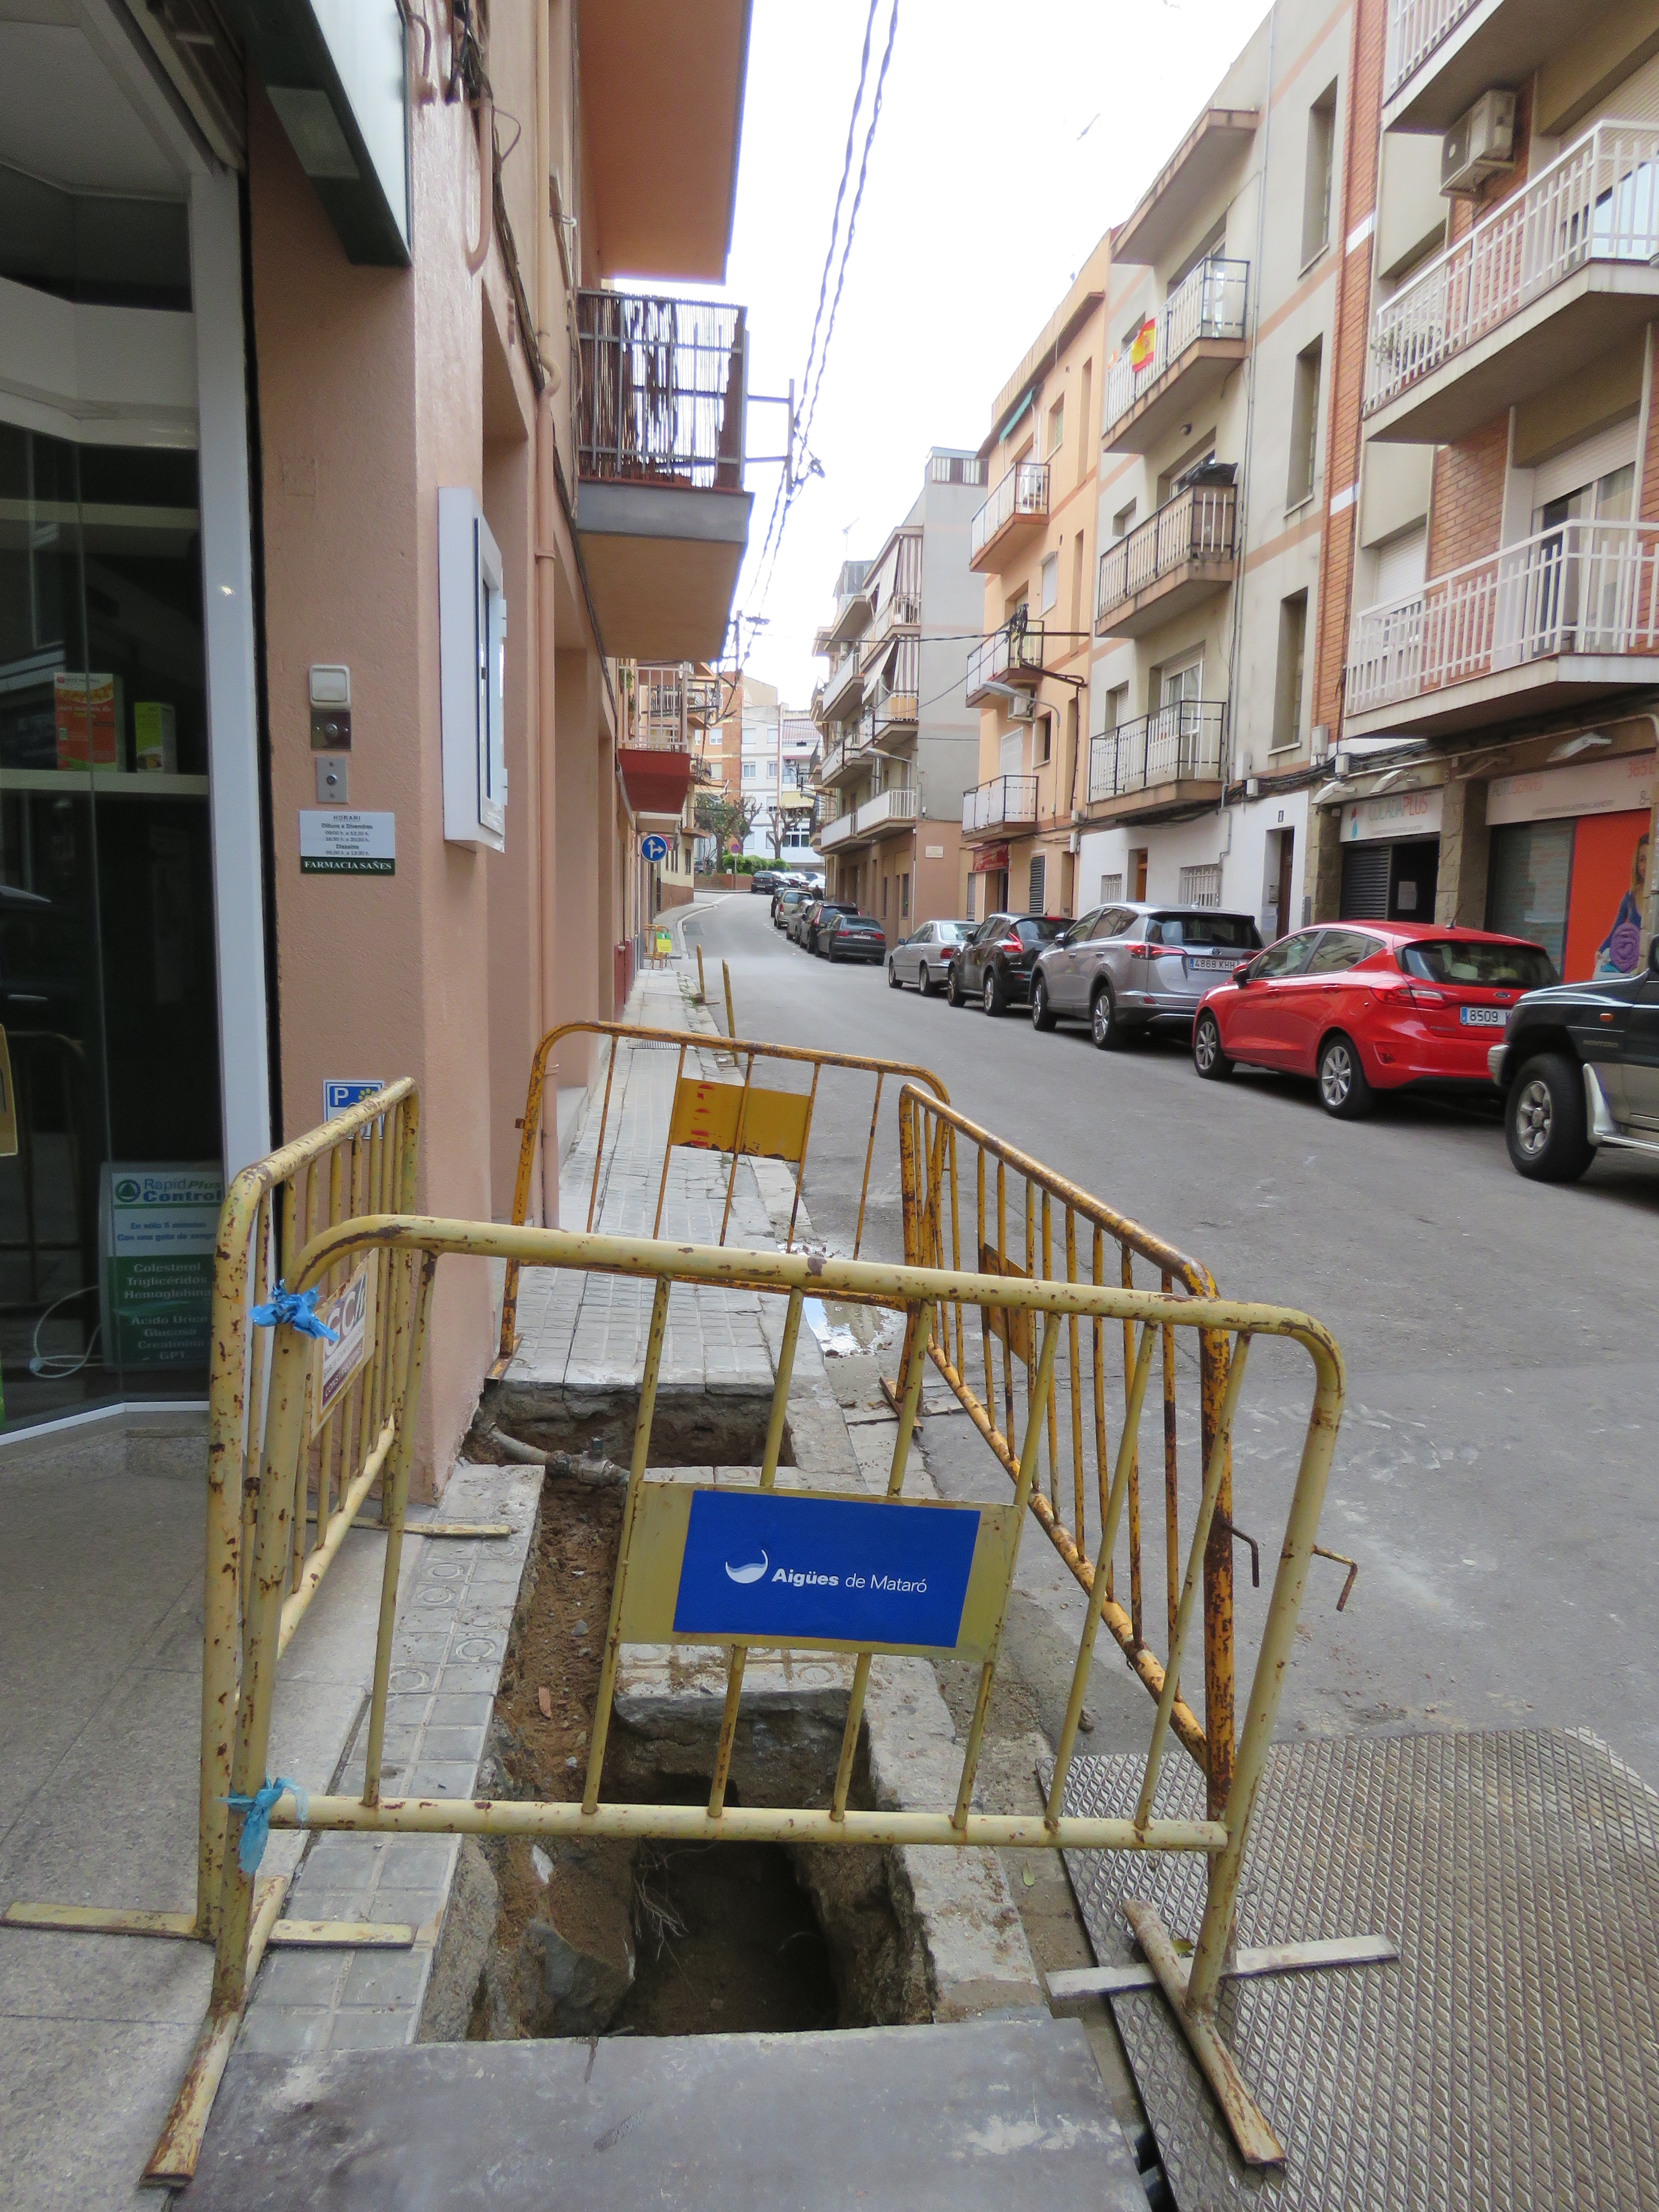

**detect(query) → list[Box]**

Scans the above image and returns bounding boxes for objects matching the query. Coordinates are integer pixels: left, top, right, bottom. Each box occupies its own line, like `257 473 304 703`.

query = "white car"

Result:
888 919 972 997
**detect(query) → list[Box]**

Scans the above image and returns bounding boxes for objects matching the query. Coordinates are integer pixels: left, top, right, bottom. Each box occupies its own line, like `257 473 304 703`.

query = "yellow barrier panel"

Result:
169 1212 1345 2180
2 1081 423 1957
495 1021 952 1370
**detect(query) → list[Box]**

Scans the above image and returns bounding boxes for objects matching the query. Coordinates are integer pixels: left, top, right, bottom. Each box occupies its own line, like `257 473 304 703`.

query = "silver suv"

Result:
1031 902 1262 1049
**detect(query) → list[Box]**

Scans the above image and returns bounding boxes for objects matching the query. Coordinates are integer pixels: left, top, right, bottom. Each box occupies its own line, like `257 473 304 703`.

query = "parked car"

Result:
750 869 781 894
947 914 1066 1013
773 886 812 927
1191 921 1556 1119
800 898 857 953
1031 903 1262 1047
1487 934 1659 1181
822 912 887 965
888 919 972 995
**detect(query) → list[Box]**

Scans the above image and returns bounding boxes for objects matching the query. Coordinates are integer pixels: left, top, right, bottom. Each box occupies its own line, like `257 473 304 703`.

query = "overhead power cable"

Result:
749 0 881 584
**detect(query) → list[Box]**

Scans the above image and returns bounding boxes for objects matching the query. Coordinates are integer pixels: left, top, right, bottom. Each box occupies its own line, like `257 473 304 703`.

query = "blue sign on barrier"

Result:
672 1489 980 1649
640 832 669 862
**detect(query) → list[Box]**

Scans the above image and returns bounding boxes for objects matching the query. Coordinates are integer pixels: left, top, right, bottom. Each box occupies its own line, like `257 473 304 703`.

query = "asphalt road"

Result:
681 890 1659 1776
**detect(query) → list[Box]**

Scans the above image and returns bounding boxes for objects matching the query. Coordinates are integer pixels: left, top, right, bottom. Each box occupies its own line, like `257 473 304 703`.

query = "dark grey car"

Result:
1031 903 1262 1048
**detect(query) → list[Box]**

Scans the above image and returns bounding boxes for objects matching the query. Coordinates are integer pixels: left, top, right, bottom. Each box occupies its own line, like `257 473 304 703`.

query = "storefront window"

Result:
0 424 220 1428
1487 813 1650 982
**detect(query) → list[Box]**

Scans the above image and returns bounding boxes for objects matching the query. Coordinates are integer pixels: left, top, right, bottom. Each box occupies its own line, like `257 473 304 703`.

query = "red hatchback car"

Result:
1191 921 1557 1118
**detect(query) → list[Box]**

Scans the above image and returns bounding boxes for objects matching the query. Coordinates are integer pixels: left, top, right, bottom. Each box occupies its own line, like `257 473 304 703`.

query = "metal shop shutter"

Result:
1340 842 1391 919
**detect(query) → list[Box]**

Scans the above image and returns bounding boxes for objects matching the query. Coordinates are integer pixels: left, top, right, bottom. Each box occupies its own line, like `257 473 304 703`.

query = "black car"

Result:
801 898 856 954
821 912 886 965
1489 935 1659 1180
948 913 1066 1013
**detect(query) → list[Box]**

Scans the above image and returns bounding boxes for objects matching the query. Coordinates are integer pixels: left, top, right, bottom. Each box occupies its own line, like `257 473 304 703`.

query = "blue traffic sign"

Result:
640 833 669 862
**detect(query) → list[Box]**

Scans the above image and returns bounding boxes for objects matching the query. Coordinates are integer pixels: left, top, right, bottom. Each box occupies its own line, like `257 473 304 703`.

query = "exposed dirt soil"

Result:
478 1468 841 2040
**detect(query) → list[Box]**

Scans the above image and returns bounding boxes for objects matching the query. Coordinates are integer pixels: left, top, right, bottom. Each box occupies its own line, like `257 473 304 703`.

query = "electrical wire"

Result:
753 0 902 621
750 0 883 584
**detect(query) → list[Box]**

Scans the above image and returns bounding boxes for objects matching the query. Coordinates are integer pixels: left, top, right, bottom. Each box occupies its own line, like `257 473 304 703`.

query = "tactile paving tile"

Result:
1046 1730 1659 2210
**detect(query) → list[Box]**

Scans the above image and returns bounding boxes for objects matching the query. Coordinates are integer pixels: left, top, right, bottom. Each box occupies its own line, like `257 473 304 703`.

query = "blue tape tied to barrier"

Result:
223 1778 309 1875
249 1284 339 1342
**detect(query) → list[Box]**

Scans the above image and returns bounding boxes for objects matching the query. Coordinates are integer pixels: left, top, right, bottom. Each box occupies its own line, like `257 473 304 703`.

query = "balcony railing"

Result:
822 649 864 720
1384 0 1479 100
1367 123 1659 415
576 291 746 489
627 663 697 750
1088 703 1225 803
1103 258 1249 436
969 461 1050 565
965 622 1045 704
1345 517 1659 715
962 775 1039 834
871 637 920 732
856 786 918 834
1097 484 1238 627
817 810 858 849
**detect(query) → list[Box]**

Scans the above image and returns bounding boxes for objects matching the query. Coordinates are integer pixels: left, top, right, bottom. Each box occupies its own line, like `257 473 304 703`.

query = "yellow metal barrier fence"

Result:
494 1019 951 1370
3 1081 422 1959
178 1214 1343 2177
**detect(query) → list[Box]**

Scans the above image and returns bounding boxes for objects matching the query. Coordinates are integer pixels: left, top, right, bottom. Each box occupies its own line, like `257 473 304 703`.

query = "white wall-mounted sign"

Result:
1341 786 1443 843
1486 748 1654 827
300 810 395 874
438 486 507 852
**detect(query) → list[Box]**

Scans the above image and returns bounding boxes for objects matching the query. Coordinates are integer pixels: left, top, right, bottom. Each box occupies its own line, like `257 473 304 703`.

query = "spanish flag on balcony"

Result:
1129 316 1157 373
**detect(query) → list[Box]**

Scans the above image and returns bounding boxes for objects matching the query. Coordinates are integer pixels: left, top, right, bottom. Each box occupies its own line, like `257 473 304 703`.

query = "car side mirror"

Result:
1233 961 1254 985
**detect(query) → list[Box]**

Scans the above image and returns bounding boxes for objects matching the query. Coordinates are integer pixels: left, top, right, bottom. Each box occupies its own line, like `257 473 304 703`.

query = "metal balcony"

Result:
1096 482 1238 639
965 623 1046 709
856 786 918 836
1086 703 1225 821
1365 123 1659 445
1383 0 1618 131
1103 258 1248 454
821 649 865 723
1345 517 1659 737
962 775 1039 837
969 461 1050 572
573 290 752 659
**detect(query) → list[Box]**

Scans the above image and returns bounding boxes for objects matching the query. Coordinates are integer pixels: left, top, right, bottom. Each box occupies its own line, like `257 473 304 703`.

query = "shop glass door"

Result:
0 423 221 1427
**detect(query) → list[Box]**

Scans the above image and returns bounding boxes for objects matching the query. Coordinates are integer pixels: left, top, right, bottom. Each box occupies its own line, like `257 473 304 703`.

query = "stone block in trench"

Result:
522 1919 635 2035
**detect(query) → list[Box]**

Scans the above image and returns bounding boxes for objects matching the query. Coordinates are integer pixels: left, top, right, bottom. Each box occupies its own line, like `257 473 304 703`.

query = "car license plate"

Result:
1190 957 1234 972
1459 1005 1505 1028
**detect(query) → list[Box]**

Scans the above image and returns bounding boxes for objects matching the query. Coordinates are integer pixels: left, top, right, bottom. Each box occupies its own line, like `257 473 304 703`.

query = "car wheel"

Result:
984 970 1005 1017
917 963 932 998
887 959 900 989
1192 1010 1234 1081
1091 984 1124 1051
1506 1053 1593 1182
946 963 964 1008
1317 1033 1374 1119
1031 976 1056 1032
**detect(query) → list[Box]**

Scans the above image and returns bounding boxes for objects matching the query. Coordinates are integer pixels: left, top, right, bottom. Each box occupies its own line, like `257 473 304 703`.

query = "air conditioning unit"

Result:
1008 696 1038 722
1067 830 1083 854
1441 90 1515 196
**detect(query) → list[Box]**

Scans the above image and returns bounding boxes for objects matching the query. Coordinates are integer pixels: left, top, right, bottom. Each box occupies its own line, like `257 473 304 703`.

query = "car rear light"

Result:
1401 985 1447 1006
998 937 1022 954
1126 943 1159 960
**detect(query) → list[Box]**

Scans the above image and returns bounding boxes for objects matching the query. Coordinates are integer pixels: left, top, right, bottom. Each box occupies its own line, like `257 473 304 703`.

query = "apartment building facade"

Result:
740 685 819 862
812 450 984 939
961 240 1109 921
1323 0 1659 978
0 3 753 1467
1062 0 1379 941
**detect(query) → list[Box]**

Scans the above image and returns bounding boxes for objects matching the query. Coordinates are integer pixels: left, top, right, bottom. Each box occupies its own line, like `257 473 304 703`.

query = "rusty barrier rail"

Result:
494 1020 951 1369
896 1082 1241 1814
4 1082 423 1956
159 1213 1344 2179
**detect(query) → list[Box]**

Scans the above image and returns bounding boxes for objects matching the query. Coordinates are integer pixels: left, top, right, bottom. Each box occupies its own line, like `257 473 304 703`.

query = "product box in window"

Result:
53 672 120 769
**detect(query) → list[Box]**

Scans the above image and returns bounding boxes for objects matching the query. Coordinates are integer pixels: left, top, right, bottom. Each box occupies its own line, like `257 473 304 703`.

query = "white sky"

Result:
716 0 1273 709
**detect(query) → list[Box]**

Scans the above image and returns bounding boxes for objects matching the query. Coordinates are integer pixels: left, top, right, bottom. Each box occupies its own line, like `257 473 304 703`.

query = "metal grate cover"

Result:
1050 1729 1659 2210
